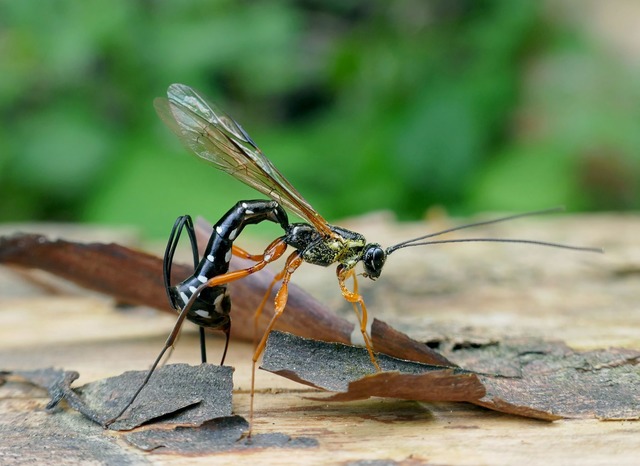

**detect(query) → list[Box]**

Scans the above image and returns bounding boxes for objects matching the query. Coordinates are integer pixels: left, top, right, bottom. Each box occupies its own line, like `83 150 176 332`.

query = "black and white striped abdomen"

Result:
168 200 289 330
169 275 231 329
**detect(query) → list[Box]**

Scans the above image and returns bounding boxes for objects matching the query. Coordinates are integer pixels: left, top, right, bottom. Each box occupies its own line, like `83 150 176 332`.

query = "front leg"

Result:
337 265 381 371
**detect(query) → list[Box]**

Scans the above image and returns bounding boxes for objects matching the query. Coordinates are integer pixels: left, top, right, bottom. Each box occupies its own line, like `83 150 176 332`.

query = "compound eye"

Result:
363 245 386 279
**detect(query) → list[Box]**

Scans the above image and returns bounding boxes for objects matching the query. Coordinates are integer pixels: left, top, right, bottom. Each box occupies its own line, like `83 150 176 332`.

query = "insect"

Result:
107 83 601 428
105 201 289 426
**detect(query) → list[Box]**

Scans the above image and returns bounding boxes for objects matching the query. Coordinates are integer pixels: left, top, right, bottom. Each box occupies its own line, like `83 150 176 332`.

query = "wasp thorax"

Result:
362 243 386 280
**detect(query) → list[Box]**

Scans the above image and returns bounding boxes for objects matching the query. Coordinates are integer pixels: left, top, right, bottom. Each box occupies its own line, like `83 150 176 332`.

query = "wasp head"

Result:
362 243 386 280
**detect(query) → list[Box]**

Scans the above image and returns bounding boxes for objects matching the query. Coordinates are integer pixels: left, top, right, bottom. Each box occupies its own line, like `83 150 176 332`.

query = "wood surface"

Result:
0 213 638 465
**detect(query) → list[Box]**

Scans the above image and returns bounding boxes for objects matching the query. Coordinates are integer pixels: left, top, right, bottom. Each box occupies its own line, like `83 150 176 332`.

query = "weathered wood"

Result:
1 214 639 465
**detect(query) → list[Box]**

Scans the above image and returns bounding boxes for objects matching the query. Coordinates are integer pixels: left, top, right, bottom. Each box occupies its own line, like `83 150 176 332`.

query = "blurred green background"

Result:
1 0 639 238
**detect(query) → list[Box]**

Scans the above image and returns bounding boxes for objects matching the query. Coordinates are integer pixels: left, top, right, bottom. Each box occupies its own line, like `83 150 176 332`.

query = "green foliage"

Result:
1 0 638 237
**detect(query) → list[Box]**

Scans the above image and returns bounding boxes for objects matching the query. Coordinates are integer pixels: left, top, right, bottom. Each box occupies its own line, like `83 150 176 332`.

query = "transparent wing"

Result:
155 83 331 235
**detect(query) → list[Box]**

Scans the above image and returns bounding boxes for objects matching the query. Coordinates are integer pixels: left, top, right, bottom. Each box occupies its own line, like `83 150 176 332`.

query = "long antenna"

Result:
386 207 603 255
388 237 603 253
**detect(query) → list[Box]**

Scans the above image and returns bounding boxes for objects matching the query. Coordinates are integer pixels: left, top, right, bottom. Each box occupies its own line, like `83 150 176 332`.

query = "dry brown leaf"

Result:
0 231 449 364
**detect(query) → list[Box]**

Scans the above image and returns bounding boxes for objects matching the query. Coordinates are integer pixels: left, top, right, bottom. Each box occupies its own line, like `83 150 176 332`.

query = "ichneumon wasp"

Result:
107 83 602 429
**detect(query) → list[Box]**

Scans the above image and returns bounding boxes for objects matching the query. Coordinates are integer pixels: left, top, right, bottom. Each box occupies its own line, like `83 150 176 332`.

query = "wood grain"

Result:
1 214 639 465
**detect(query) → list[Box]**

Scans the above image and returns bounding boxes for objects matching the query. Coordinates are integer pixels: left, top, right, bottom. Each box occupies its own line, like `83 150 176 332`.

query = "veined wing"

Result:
155 83 331 236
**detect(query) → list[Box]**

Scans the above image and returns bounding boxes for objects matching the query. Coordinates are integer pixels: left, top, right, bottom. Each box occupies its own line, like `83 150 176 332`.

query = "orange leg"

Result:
229 242 290 356
251 251 303 361
252 265 288 352
232 244 267 262
248 251 304 436
337 265 381 372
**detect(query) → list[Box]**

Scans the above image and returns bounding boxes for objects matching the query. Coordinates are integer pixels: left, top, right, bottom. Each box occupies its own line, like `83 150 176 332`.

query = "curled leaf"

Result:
0 231 353 345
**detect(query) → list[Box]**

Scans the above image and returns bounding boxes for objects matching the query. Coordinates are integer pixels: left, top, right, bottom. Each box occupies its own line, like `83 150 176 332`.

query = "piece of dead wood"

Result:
4 366 319 453
5 364 235 430
83 364 234 431
9 332 638 428
371 319 453 366
3 368 93 418
0 231 450 365
439 337 640 420
261 330 486 403
0 389 140 464
262 331 640 421
123 415 319 453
